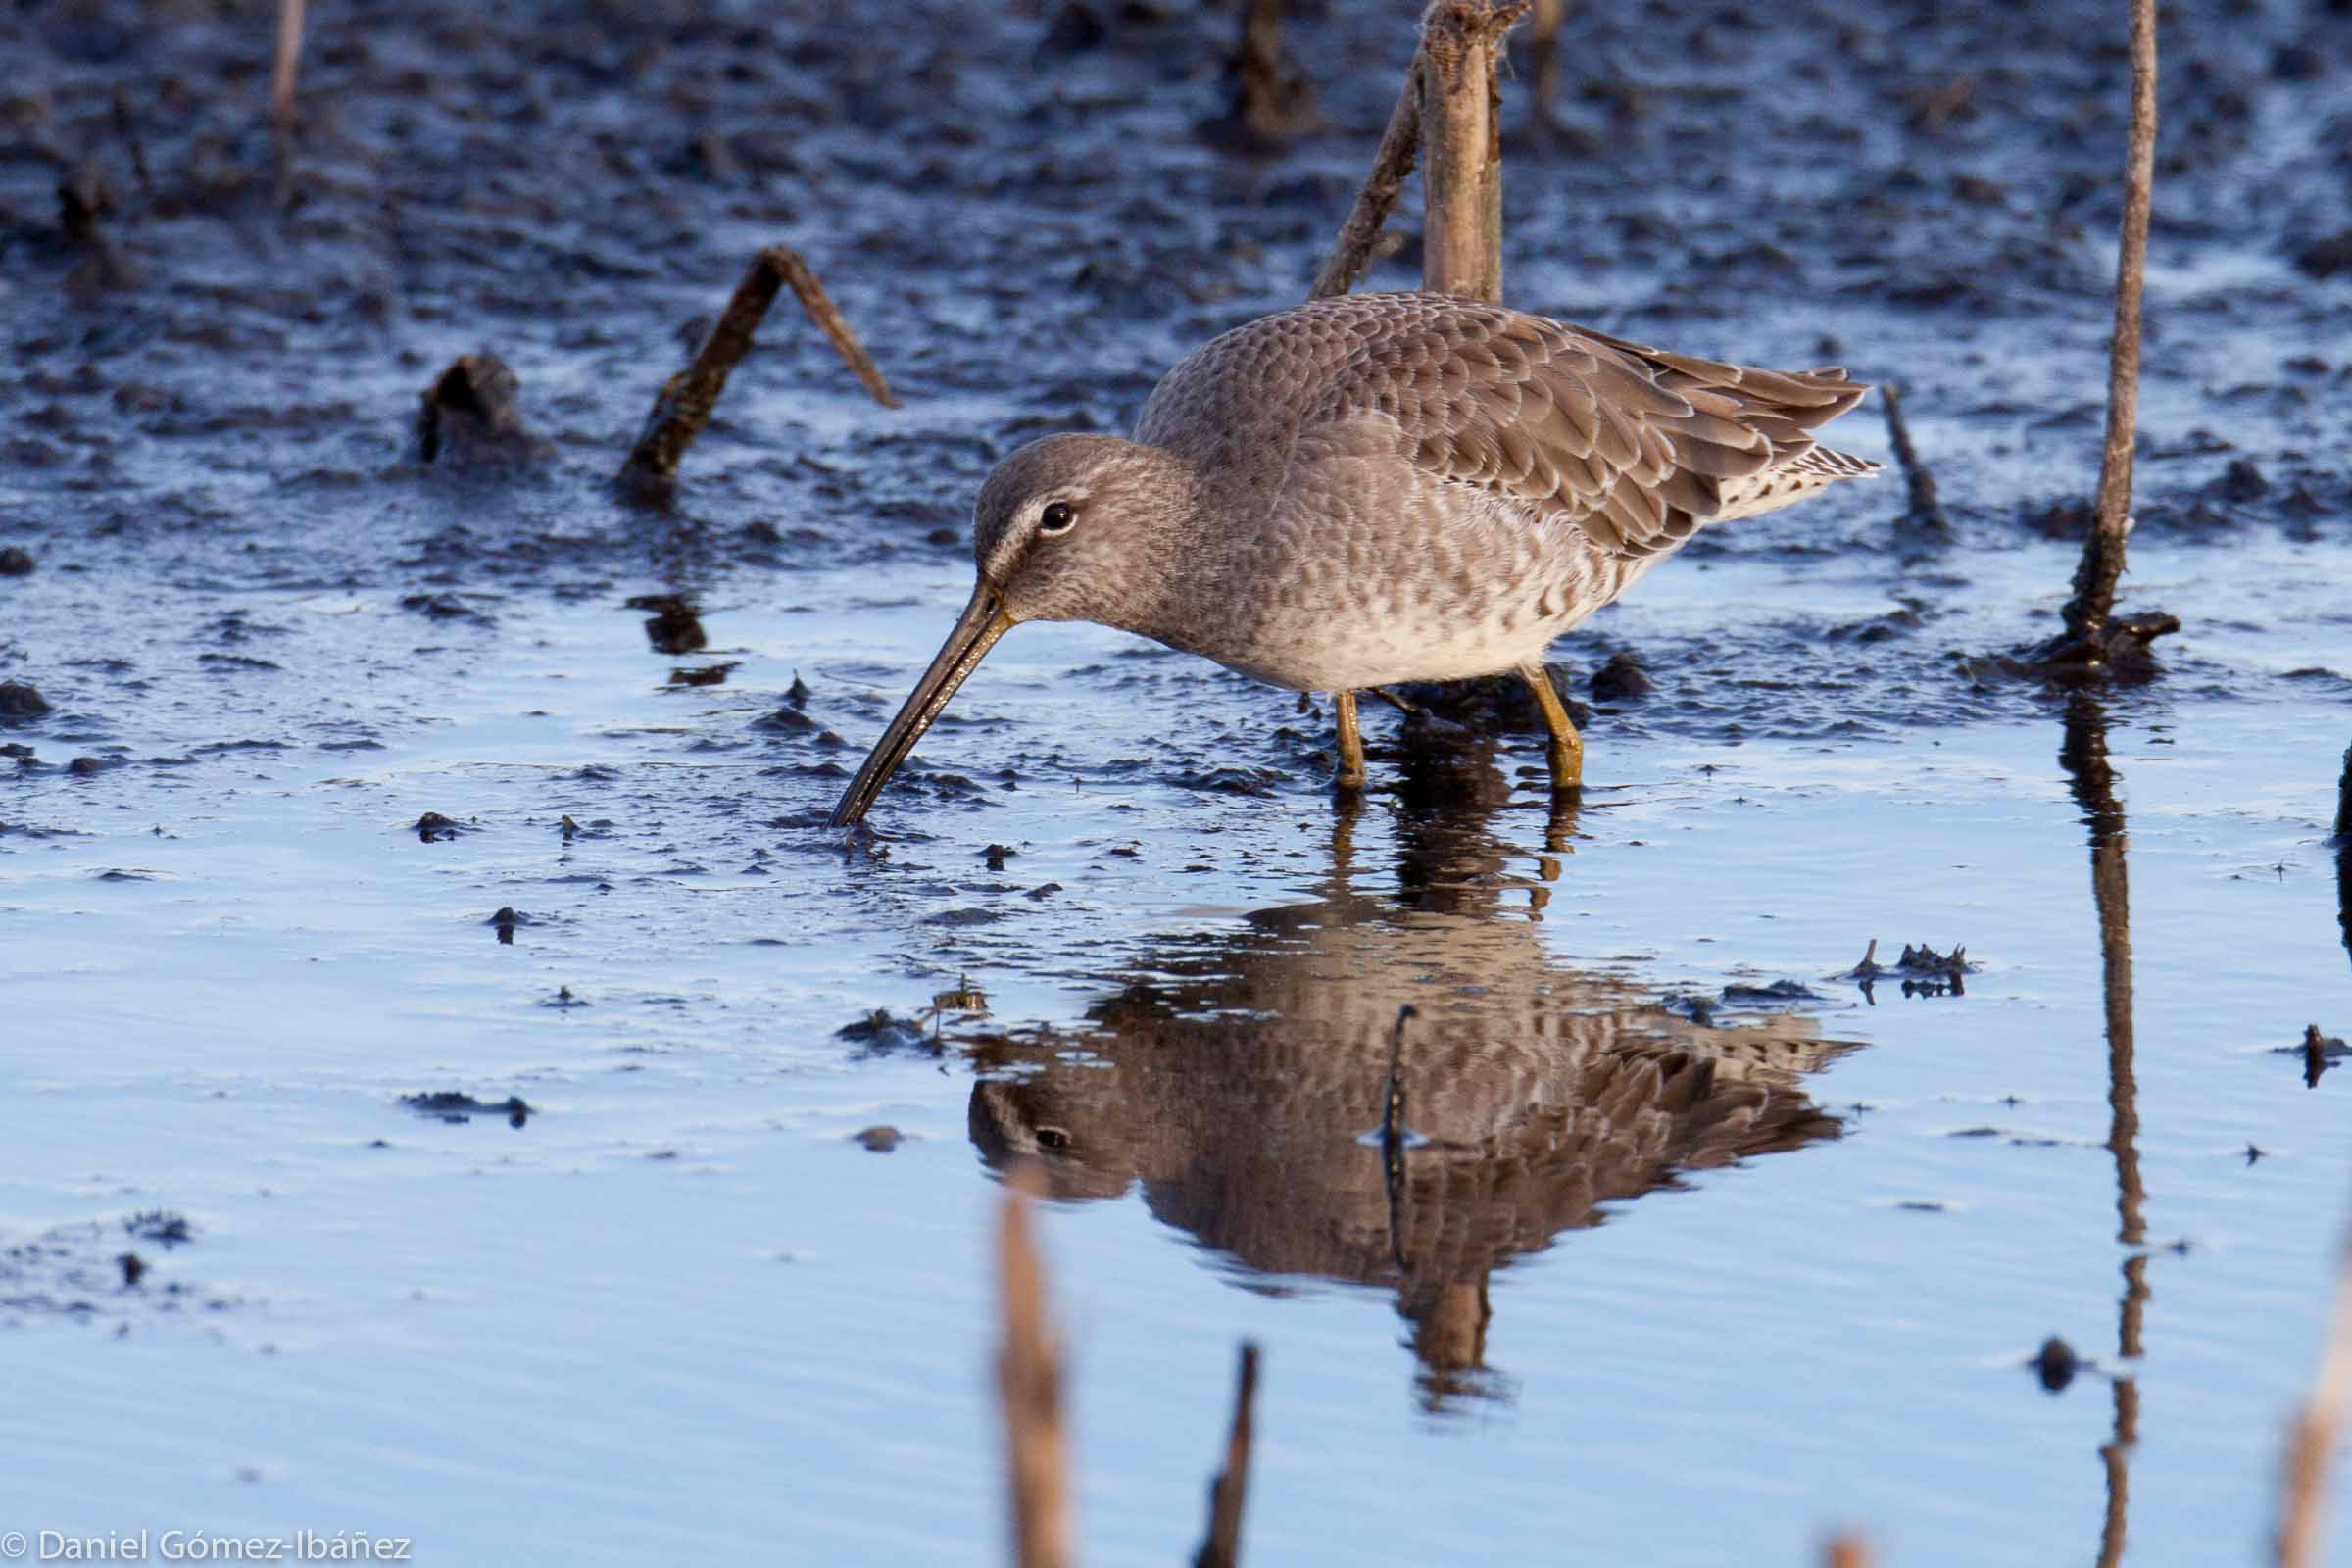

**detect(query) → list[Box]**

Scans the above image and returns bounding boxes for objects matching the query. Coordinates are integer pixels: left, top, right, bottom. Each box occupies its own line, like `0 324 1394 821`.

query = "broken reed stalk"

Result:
1192 1343 1262 1568
619 245 898 495
2058 0 2157 645
271 0 307 128
998 1181 1072 1568
1218 0 1314 149
1824 1535 1872 1568
772 247 901 410
1418 1 1526 303
2278 1191 2352 1567
1310 1 1524 303
1880 383 1949 535
1527 0 1566 115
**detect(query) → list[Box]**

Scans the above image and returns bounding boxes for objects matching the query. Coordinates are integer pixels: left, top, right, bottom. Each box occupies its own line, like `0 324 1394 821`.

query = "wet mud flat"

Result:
4 0 2352 1562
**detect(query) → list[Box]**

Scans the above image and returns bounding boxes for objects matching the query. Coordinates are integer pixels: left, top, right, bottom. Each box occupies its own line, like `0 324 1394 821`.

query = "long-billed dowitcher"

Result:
830 290 1876 825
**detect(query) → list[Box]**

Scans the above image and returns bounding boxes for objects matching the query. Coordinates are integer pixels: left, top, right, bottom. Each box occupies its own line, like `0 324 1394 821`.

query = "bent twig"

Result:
619 245 897 497
1880 383 1948 536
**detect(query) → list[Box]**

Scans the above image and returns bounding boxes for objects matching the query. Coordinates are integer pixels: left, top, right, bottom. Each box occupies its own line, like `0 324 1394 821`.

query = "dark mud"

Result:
2 0 2347 770
4 0 2352 1562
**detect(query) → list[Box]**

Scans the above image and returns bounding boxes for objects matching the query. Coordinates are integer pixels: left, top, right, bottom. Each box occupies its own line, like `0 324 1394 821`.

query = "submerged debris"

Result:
2282 1023 2350 1089
1720 979 1824 1005
2294 230 2352 279
1170 765 1287 797
123 1210 194 1249
401 1092 532 1127
0 680 51 719
1589 651 1653 703
855 1126 903 1152
5 1214 239 1327
1839 939 1975 981
838 1008 933 1054
413 811 468 843
2031 1335 2082 1393
934 976 991 1013
627 594 707 655
1841 940 1973 1001
416 351 546 467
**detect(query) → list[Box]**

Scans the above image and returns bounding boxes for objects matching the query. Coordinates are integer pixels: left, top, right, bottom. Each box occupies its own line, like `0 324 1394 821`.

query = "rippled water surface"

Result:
6 0 2352 1562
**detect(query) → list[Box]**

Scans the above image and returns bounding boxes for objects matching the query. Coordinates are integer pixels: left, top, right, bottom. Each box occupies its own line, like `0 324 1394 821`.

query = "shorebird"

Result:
829 290 1876 826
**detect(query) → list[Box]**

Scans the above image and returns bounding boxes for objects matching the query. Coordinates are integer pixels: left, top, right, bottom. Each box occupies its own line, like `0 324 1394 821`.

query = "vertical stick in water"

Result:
2061 0 2157 642
1527 0 1566 116
272 0 307 127
1418 2 1521 304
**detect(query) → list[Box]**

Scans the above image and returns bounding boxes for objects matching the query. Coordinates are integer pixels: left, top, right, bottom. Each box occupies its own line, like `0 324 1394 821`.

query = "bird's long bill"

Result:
828 584 1014 828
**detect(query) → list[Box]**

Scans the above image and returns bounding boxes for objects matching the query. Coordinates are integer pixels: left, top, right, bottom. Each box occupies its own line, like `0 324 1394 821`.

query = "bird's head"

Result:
972 432 1199 625
829 433 1199 827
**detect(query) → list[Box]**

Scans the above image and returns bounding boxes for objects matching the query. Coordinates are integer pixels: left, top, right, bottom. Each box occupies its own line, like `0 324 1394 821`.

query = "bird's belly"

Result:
1159 488 1636 691
1189 613 1565 691
1163 569 1621 691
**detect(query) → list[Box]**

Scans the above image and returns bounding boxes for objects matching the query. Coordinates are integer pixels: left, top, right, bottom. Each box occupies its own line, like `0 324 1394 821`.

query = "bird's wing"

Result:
1307 294 1871 560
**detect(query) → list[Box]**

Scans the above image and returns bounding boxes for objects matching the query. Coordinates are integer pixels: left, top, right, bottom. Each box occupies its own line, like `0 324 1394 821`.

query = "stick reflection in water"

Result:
2059 695 2149 1568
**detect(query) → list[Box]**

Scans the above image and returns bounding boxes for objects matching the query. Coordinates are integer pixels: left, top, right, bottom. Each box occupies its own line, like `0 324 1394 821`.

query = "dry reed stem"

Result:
772 246 900 409
1418 1 1525 303
271 0 307 128
1879 383 1948 535
2060 0 2156 641
1309 68 1422 300
999 1178 1072 1568
619 245 896 495
1218 0 1315 148
1527 0 1566 114
2278 1196 2352 1567
1193 1343 1261 1568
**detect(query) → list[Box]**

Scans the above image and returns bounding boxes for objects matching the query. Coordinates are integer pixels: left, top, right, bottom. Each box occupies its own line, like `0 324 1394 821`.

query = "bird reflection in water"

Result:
965 722 1856 1411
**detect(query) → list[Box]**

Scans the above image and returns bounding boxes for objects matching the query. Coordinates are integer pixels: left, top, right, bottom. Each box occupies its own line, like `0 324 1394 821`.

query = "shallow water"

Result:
8 567 2352 1564
7 0 2352 1561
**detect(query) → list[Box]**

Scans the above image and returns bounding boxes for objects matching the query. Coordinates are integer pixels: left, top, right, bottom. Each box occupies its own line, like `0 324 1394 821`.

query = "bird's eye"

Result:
1039 501 1076 536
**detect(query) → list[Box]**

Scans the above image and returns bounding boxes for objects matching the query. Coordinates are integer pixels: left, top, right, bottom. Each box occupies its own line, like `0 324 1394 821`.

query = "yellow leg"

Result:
1333 690 1366 792
1519 662 1583 794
